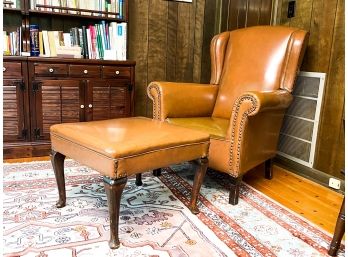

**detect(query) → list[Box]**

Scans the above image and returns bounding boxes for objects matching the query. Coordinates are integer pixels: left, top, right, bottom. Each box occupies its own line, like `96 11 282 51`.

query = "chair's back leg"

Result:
265 158 273 180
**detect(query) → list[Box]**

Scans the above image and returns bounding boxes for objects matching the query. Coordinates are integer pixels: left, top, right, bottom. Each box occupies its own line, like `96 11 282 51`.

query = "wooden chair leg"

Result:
229 176 243 205
103 176 127 249
190 157 208 214
153 168 162 177
51 150 66 208
265 158 273 180
135 173 142 186
328 197 345 256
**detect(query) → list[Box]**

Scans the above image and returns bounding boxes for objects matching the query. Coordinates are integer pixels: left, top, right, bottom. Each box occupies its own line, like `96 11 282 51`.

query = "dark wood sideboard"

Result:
3 56 135 159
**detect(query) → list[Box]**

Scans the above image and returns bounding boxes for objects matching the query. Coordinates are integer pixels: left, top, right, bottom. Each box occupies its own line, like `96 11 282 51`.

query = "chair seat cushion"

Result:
166 117 229 139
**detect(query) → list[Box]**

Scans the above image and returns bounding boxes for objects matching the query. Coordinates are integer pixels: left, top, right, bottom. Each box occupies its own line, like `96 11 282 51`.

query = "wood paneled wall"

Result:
128 0 206 117
275 0 344 178
218 0 273 31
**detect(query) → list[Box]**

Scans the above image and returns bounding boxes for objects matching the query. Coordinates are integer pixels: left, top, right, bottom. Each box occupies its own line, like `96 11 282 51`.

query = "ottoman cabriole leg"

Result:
51 150 66 208
103 176 127 249
190 157 208 214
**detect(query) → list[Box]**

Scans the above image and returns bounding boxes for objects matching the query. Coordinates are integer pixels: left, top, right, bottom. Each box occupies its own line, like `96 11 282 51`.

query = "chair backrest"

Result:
210 26 309 119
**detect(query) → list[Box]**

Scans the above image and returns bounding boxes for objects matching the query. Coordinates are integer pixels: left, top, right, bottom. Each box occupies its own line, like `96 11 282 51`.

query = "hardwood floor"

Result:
4 157 344 235
244 164 344 235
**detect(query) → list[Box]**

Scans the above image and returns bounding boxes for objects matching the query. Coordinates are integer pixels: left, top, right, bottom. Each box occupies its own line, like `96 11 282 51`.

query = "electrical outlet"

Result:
287 1 296 18
329 178 341 190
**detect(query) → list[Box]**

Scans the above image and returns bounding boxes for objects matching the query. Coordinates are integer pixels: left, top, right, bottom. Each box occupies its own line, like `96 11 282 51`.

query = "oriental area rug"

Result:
3 160 345 257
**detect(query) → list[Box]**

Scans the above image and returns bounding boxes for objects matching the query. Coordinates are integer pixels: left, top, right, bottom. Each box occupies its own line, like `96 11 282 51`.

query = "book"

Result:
29 24 40 56
63 33 71 47
56 45 82 58
39 31 44 56
42 30 51 57
82 26 89 59
89 25 98 59
116 22 127 60
86 28 92 59
47 31 57 56
96 24 104 59
78 28 84 57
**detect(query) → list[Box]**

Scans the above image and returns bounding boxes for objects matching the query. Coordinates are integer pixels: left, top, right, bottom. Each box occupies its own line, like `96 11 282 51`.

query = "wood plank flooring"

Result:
4 157 343 235
244 164 343 235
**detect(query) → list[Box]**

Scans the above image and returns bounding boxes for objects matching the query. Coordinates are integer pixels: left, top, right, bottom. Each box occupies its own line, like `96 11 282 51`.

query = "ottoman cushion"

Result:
50 117 210 178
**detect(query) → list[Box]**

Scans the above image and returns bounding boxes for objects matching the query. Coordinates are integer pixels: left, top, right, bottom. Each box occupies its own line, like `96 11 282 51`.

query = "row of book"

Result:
3 0 21 9
30 0 125 18
3 28 22 56
30 22 127 60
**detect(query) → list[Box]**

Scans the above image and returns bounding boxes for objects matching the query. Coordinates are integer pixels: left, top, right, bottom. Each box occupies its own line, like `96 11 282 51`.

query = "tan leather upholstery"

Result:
147 26 308 183
51 117 210 179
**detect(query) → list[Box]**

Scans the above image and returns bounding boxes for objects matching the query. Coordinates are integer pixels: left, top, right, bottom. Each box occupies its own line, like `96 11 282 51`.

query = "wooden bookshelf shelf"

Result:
3 7 23 12
28 9 125 22
35 4 120 16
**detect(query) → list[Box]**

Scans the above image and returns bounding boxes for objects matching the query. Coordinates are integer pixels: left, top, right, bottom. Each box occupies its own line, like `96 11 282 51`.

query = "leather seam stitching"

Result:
51 133 209 161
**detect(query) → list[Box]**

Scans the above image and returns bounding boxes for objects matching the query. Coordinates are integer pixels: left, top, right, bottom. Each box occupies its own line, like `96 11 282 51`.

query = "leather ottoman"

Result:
50 117 210 249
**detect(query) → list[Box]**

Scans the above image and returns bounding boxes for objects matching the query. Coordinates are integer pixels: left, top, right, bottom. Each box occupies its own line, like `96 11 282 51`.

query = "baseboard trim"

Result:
274 156 345 194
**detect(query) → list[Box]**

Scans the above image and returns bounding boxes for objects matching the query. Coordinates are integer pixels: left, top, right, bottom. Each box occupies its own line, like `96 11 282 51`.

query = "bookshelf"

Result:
3 0 135 159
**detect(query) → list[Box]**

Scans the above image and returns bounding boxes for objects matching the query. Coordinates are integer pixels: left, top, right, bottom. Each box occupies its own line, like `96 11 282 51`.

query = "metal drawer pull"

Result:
49 68 54 73
3 67 6 72
115 70 120 75
83 69 88 74
80 105 85 109
88 104 93 108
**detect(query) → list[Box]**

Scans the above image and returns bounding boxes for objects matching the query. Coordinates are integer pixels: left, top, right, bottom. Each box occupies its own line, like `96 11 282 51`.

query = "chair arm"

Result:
226 90 293 175
147 81 219 121
239 90 293 116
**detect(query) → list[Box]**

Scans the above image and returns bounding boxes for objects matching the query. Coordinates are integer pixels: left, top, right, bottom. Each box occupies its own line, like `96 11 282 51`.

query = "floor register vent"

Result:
277 71 326 168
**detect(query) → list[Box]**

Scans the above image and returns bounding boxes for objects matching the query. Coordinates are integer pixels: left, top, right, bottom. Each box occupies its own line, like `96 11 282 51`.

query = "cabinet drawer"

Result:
3 62 22 77
102 66 131 79
34 63 68 76
69 65 101 77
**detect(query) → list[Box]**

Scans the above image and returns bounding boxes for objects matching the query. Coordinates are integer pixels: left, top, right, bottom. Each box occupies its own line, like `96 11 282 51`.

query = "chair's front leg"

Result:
229 176 243 205
51 150 66 208
103 176 127 249
153 168 162 176
190 157 208 214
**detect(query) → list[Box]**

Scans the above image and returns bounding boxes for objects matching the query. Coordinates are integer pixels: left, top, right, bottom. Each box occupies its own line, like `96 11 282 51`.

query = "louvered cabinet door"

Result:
32 80 85 141
85 79 131 121
3 79 28 142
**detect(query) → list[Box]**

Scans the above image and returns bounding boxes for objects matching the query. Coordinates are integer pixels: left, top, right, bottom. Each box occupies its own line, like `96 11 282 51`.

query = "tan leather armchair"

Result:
147 26 309 205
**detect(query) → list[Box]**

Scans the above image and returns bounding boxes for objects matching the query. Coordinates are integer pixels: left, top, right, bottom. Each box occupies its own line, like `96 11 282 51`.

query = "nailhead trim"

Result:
229 94 258 176
147 83 161 120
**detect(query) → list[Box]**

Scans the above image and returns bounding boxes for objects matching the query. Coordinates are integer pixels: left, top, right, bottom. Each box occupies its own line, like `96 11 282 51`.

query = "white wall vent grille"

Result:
277 71 326 168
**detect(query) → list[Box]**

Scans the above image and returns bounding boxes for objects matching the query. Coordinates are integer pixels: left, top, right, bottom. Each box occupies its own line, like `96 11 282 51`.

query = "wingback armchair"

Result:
147 26 309 205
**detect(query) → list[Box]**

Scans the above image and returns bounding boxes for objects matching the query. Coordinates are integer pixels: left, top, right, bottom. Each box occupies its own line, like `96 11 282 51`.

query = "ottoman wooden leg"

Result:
153 168 162 177
190 157 208 214
51 150 66 208
135 174 143 186
103 176 127 249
